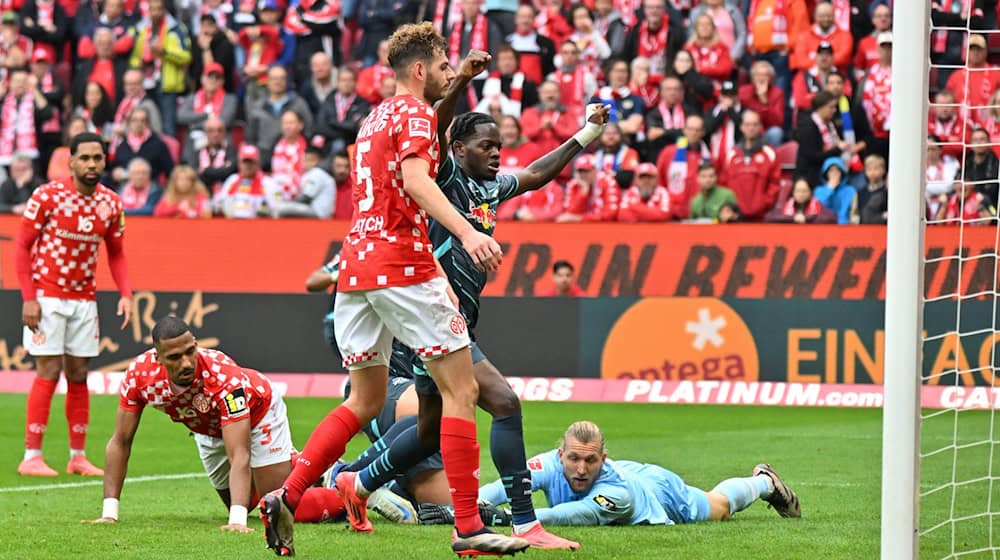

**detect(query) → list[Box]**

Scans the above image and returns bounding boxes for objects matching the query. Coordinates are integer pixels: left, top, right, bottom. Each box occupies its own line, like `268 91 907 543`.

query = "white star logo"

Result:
685 308 727 350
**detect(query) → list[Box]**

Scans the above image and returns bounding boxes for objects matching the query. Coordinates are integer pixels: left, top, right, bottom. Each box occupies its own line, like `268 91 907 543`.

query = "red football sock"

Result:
65 381 90 450
294 488 345 523
441 416 484 535
25 377 58 450
284 405 359 508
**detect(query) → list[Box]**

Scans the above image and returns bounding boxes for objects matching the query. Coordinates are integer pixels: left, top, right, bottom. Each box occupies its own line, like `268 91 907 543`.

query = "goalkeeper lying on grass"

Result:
417 420 801 527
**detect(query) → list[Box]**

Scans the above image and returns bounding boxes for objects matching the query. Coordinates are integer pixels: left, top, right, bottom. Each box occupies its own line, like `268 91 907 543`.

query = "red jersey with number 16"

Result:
119 348 273 438
339 94 441 292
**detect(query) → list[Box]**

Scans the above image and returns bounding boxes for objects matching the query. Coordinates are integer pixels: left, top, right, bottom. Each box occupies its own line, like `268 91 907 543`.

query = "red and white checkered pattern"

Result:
339 95 442 293
119 348 273 438
342 351 379 367
22 181 124 301
414 345 449 358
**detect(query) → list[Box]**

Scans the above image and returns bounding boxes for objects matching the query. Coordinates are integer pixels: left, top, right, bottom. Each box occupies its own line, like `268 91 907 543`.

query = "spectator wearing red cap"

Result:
791 1 853 72
178 61 238 132
558 153 620 222
214 144 281 218
18 0 67 65
718 110 781 221
507 4 556 85
28 45 63 166
656 114 713 219
945 33 1000 111
617 163 671 222
190 13 237 94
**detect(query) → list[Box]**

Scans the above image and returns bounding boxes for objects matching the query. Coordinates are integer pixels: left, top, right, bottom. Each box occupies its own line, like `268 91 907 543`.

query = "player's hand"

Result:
220 523 254 533
82 517 117 524
22 300 41 332
460 230 502 272
586 103 611 126
417 503 454 525
117 297 132 330
458 50 491 80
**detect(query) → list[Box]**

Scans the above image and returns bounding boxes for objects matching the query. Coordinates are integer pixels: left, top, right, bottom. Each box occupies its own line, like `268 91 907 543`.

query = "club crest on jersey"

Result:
32 330 46 346
450 314 466 335
408 117 432 139
466 201 496 229
192 393 211 413
96 201 114 221
527 457 544 471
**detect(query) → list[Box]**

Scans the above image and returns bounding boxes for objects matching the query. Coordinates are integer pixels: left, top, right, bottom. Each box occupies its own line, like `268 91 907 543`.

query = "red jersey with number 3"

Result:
19 180 124 301
119 348 273 438
339 95 441 292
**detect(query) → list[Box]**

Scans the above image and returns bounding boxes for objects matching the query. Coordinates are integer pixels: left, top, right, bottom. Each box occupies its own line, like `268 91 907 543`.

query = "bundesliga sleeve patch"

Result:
23 198 40 220
223 387 248 415
593 494 618 512
408 117 432 139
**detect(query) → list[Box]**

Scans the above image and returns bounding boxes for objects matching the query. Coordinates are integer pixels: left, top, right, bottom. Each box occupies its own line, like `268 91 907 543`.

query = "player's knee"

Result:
64 364 88 384
480 383 520 417
343 395 384 424
35 358 62 380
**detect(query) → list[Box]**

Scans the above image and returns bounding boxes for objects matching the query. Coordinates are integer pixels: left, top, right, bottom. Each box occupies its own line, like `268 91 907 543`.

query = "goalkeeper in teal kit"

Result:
420 421 801 527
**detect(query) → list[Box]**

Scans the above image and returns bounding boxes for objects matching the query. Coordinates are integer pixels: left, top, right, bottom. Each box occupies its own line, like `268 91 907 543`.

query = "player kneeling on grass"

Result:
85 316 345 531
419 420 800 526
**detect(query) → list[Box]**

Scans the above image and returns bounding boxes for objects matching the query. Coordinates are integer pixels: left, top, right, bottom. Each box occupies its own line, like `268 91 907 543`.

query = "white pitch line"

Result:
0 472 203 493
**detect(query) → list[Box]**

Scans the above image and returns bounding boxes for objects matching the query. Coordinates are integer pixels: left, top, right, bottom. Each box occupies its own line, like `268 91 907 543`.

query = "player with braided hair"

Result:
327 49 609 552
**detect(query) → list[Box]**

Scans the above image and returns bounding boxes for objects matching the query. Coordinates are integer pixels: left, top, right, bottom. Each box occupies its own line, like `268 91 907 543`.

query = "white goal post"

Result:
881 1 931 559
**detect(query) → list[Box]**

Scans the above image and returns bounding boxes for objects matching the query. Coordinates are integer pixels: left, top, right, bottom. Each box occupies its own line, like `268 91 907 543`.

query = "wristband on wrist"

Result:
102 498 120 520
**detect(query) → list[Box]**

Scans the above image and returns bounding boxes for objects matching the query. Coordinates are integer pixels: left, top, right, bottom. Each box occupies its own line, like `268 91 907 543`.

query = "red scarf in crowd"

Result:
198 143 228 171
748 0 788 47
615 0 641 27
862 64 892 138
121 182 151 210
555 66 587 106
0 93 37 163
193 87 225 116
812 112 839 151
449 13 487 66
271 135 306 198
657 101 686 129
638 18 669 77
126 128 151 153
335 93 355 121
932 114 961 139
782 197 823 216
709 111 736 162
114 95 141 131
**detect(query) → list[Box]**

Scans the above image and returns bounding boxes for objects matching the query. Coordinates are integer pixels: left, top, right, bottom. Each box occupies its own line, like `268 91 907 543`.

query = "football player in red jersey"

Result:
15 132 132 478
84 316 345 531
260 22 527 558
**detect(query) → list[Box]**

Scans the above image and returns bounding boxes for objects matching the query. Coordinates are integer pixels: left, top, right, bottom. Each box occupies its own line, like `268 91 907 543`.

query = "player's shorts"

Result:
193 393 294 490
411 341 488 396
641 465 712 524
23 297 99 357
334 277 471 370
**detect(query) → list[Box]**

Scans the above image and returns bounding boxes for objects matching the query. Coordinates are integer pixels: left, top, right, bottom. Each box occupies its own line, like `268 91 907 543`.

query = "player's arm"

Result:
85 408 143 523
220 417 254 532
400 157 502 271
104 211 132 330
534 485 634 526
512 104 610 196
435 50 492 142
15 195 45 330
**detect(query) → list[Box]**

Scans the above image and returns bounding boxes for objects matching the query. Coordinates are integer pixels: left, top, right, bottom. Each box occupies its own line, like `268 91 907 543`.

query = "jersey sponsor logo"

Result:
24 198 40 220
527 457 544 471
466 201 497 230
593 494 618 512
408 117 432 139
77 215 94 233
96 201 113 221
449 314 466 335
224 387 248 415
192 393 211 413
54 228 102 242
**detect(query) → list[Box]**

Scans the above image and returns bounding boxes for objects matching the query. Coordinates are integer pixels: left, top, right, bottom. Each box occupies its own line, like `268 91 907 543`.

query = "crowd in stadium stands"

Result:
0 0 997 223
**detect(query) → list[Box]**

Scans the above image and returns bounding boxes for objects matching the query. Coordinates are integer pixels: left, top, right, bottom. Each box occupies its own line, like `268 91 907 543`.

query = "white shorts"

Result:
334 276 471 370
193 393 294 490
23 297 99 357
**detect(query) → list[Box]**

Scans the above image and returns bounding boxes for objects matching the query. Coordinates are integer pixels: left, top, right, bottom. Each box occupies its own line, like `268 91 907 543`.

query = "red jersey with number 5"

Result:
18 180 124 301
339 94 441 292
119 348 273 437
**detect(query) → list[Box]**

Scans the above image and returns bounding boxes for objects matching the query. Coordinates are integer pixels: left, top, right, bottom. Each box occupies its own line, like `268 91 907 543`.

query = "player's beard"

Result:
424 74 450 104
76 170 101 188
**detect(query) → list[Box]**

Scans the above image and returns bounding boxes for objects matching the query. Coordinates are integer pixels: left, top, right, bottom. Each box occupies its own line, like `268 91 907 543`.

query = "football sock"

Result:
294 488 345 523
712 475 774 515
70 449 86 459
490 415 537 527
23 449 42 461
343 415 418 474
65 381 90 451
284 405 360 509
25 377 57 451
441 417 484 535
357 423 438 496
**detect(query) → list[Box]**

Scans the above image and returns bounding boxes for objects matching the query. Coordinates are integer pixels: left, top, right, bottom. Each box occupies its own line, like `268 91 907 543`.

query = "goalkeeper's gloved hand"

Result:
478 502 512 526
417 503 454 525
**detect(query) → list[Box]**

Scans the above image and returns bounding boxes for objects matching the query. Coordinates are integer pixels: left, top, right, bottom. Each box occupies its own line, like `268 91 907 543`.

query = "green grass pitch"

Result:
0 394 995 559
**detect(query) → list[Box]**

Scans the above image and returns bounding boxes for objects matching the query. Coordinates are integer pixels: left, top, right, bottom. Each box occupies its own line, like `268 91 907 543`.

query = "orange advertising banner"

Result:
0 216 993 298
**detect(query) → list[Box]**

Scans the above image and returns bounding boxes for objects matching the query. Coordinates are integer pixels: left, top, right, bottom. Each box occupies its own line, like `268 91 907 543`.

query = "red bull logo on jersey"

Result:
466 202 496 230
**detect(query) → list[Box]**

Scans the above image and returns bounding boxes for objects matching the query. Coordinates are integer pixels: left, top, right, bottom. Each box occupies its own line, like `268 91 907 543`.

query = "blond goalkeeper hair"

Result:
561 421 606 452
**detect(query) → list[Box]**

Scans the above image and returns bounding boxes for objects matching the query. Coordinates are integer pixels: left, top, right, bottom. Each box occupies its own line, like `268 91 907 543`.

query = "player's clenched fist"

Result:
459 50 491 80
587 103 611 126
461 230 503 272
